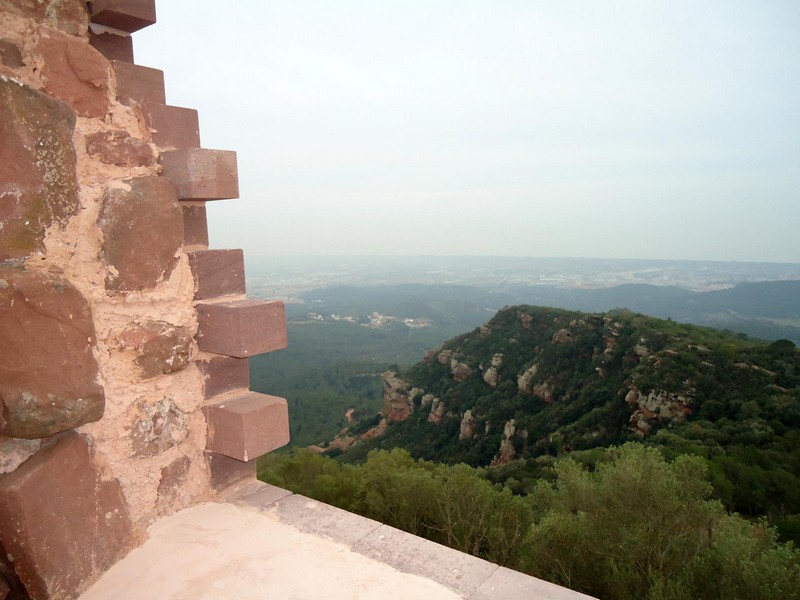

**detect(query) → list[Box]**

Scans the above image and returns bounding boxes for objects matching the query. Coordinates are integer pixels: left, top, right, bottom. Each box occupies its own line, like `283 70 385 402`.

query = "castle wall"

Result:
0 2 289 597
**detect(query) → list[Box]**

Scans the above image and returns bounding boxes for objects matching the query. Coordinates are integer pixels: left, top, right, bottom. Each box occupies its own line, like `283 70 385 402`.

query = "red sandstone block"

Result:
142 103 200 149
205 451 257 492
160 148 239 201
181 203 209 247
112 61 165 106
196 353 250 399
187 248 245 300
36 26 111 118
195 299 286 358
204 392 290 461
89 30 134 62
90 0 156 32
0 432 136 599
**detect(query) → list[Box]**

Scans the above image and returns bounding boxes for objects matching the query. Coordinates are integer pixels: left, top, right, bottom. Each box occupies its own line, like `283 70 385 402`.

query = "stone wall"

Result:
0 2 289 597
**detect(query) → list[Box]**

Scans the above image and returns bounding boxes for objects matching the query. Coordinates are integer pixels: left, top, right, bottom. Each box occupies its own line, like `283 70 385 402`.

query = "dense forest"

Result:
250 281 800 448
259 303 800 598
261 445 800 599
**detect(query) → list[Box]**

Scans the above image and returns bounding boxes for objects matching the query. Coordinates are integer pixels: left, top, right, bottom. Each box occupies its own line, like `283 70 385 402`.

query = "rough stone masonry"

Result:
0 1 289 597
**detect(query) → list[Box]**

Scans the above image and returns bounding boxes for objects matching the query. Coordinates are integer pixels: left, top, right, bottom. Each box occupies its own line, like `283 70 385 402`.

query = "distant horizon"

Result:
244 254 800 266
138 2 800 263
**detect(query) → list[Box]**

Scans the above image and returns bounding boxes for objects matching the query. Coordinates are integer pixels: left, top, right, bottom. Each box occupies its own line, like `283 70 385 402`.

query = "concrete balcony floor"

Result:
80 481 595 600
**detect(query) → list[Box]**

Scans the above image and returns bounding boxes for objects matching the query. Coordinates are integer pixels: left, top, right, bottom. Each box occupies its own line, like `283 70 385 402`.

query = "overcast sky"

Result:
135 1 800 263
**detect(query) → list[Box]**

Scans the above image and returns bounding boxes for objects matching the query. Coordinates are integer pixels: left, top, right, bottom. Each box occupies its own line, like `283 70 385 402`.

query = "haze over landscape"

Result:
138 4 799 597
137 1 799 263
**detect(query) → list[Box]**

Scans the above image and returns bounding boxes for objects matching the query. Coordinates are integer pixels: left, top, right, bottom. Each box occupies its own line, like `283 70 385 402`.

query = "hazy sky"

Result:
135 1 800 263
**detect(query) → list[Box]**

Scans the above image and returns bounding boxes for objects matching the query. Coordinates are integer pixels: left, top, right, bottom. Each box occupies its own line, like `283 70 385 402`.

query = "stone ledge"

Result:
353 524 497 597
90 0 157 33
89 30 134 63
159 148 239 201
204 392 290 461
195 299 286 358
142 103 200 149
187 248 246 300
112 61 165 106
244 492 383 546
472 566 597 600
223 482 599 600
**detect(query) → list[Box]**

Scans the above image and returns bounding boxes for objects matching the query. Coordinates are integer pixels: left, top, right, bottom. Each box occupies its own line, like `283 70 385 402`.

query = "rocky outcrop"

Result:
602 319 623 361
428 398 447 424
625 385 692 436
492 419 517 465
517 363 539 394
450 359 472 382
533 382 555 404
459 410 475 440
482 353 503 387
381 372 415 422
552 329 574 344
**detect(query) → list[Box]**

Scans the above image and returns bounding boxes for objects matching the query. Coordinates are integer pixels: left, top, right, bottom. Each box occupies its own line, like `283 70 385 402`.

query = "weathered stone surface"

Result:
156 455 190 507
271 494 382 546
473 566 598 600
85 129 155 167
195 299 286 358
0 269 105 438
89 30 134 63
0 80 79 261
0 437 41 475
0 0 89 36
352 524 497 598
129 398 188 458
142 103 200 149
205 451 256 492
0 39 23 68
160 148 239 201
36 26 111 118
115 320 193 379
89 0 156 32
0 432 136 600
204 392 289 461
98 176 183 293
187 248 245 300
196 353 250 399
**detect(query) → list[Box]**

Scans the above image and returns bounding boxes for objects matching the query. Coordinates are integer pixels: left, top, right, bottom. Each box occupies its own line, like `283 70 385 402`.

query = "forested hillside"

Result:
323 306 800 527
260 304 800 598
